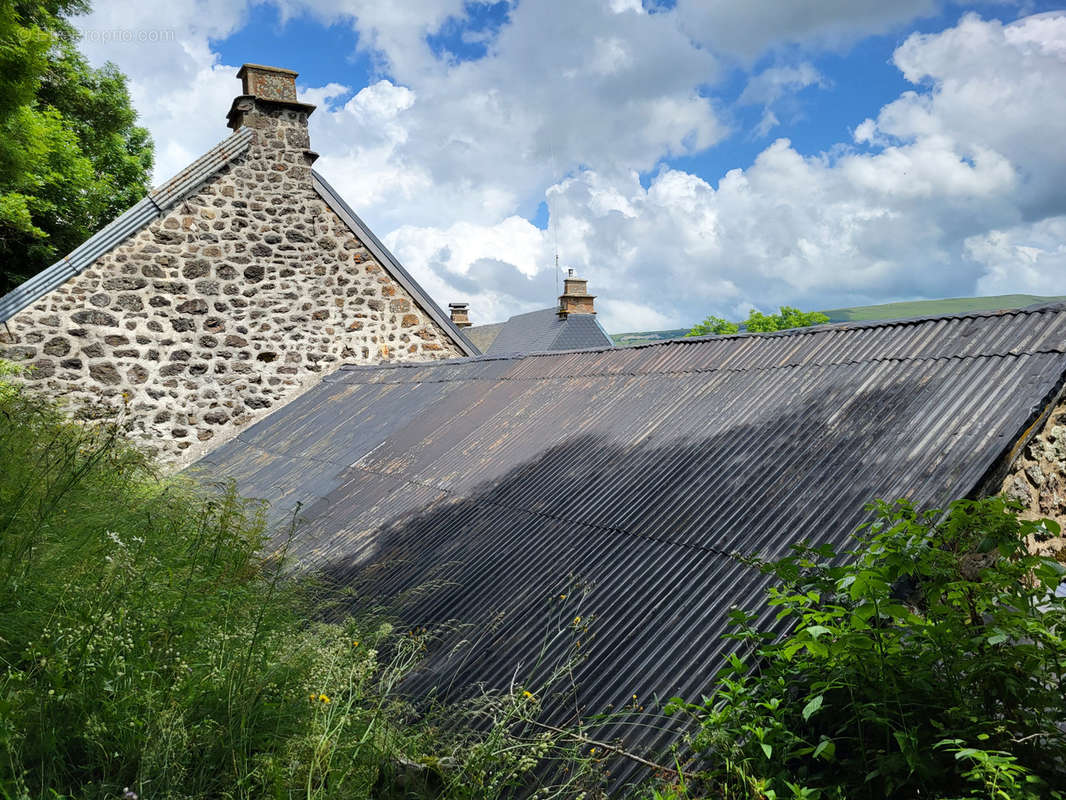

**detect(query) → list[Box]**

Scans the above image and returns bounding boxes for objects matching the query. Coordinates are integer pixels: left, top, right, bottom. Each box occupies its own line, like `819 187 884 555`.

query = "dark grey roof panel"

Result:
483 306 613 354
549 313 614 351
484 307 562 354
190 304 1066 785
0 127 255 323
311 171 477 357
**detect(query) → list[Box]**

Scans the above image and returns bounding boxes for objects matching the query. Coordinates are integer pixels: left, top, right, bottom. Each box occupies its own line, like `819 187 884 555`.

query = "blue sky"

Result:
78 0 1066 331
212 1 1055 201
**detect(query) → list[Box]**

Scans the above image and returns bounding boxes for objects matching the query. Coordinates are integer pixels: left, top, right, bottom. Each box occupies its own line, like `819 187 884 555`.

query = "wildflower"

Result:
559 594 567 600
123 788 138 800
573 616 581 624
352 640 359 647
523 690 536 701
318 693 330 704
589 748 596 756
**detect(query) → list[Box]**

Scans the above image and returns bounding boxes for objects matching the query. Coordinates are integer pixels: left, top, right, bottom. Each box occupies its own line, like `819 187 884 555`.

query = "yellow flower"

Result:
590 748 596 756
559 594 566 600
523 690 534 700
352 640 359 647
573 616 581 624
318 693 330 704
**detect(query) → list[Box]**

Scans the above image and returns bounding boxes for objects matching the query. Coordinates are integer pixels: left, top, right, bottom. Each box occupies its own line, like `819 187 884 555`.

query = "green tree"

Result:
687 306 829 337
0 0 153 293
669 498 1066 799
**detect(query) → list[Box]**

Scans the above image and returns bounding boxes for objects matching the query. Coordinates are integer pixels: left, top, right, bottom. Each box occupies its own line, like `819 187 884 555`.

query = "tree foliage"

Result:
687 307 830 337
0 0 153 293
669 498 1066 799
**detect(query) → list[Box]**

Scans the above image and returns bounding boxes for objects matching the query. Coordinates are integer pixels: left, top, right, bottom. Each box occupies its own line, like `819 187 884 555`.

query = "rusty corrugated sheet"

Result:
194 304 1066 786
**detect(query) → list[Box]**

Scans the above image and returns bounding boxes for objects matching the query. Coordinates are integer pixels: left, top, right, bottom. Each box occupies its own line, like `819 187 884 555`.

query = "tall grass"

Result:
0 376 606 799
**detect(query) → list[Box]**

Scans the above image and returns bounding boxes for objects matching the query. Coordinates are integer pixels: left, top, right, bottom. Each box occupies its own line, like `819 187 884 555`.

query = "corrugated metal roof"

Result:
193 304 1066 786
0 127 256 323
473 307 614 354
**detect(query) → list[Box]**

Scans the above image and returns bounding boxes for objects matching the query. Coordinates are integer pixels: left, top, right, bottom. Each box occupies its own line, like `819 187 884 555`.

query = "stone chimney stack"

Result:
449 302 471 328
226 64 318 166
557 268 596 317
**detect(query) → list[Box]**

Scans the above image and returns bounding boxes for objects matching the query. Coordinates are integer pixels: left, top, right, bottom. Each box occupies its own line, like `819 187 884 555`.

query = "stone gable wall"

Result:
0 104 464 468
1001 396 1066 562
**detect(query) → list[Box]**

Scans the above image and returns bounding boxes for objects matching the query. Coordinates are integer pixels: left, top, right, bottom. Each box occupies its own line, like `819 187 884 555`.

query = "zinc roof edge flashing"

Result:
0 126 256 324
310 169 478 358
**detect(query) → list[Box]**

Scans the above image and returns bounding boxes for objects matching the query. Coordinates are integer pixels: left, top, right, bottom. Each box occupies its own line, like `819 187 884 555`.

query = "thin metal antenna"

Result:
547 132 562 298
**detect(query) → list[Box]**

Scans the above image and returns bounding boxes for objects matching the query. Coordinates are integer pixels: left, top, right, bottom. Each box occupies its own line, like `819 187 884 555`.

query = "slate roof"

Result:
468 307 613 354
193 304 1066 783
0 131 476 356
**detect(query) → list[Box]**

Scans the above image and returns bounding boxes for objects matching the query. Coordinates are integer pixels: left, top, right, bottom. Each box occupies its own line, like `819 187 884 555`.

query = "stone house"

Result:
0 64 476 467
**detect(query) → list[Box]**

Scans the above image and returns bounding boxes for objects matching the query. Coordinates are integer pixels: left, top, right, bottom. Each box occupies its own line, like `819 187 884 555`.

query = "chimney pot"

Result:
449 302 471 328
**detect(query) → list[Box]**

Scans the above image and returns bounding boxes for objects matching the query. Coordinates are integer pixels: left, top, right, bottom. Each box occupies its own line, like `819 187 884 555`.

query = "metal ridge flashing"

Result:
323 301 1066 375
310 169 478 357
0 127 255 324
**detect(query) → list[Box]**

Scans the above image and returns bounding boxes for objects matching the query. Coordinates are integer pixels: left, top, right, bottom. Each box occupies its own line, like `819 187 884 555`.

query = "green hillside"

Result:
821 294 1066 322
611 328 688 345
612 295 1066 344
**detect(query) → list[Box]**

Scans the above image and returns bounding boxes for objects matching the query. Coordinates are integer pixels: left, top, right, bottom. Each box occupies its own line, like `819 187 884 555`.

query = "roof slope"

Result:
469 307 613 354
462 320 504 352
193 305 1066 779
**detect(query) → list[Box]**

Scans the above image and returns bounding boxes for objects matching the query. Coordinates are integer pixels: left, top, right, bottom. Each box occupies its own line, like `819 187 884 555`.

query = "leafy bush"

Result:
687 307 829 337
0 376 600 799
669 498 1066 799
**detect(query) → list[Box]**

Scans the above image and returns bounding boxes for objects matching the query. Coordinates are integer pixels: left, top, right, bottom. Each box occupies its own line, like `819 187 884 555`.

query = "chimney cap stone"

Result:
226 63 317 130
236 63 299 102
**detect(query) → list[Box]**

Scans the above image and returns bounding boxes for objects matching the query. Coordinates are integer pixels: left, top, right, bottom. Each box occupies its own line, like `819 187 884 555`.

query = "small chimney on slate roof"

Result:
558 268 596 318
449 302 471 328
226 64 319 164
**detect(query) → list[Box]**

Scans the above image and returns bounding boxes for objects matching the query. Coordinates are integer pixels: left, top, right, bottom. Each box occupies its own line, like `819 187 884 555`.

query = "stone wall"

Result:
0 100 464 469
1000 395 1066 561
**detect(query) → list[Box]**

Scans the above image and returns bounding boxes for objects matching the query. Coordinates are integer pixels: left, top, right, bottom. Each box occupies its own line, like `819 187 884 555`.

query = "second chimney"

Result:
558 269 596 317
449 302 471 328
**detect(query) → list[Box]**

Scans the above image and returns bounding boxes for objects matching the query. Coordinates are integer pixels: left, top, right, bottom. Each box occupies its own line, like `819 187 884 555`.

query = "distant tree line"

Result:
687 306 830 337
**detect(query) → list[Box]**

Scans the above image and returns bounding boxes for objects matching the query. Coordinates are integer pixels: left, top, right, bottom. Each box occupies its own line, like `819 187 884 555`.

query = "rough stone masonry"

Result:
0 64 466 468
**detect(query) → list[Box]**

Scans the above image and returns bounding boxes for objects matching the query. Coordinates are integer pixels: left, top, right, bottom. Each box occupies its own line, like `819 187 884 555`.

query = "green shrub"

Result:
668 498 1066 799
687 307 829 337
0 376 600 799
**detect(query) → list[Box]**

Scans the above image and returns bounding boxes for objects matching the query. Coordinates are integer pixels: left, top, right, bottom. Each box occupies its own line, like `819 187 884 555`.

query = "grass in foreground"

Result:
0 379 606 799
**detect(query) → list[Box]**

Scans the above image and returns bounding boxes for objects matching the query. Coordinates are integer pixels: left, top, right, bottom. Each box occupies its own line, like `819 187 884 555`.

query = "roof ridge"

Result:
333 302 1066 374
332 346 1066 387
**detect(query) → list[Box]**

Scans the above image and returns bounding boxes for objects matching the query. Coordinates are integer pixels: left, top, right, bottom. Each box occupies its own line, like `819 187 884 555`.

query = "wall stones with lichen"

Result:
0 103 464 469
1000 399 1066 562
